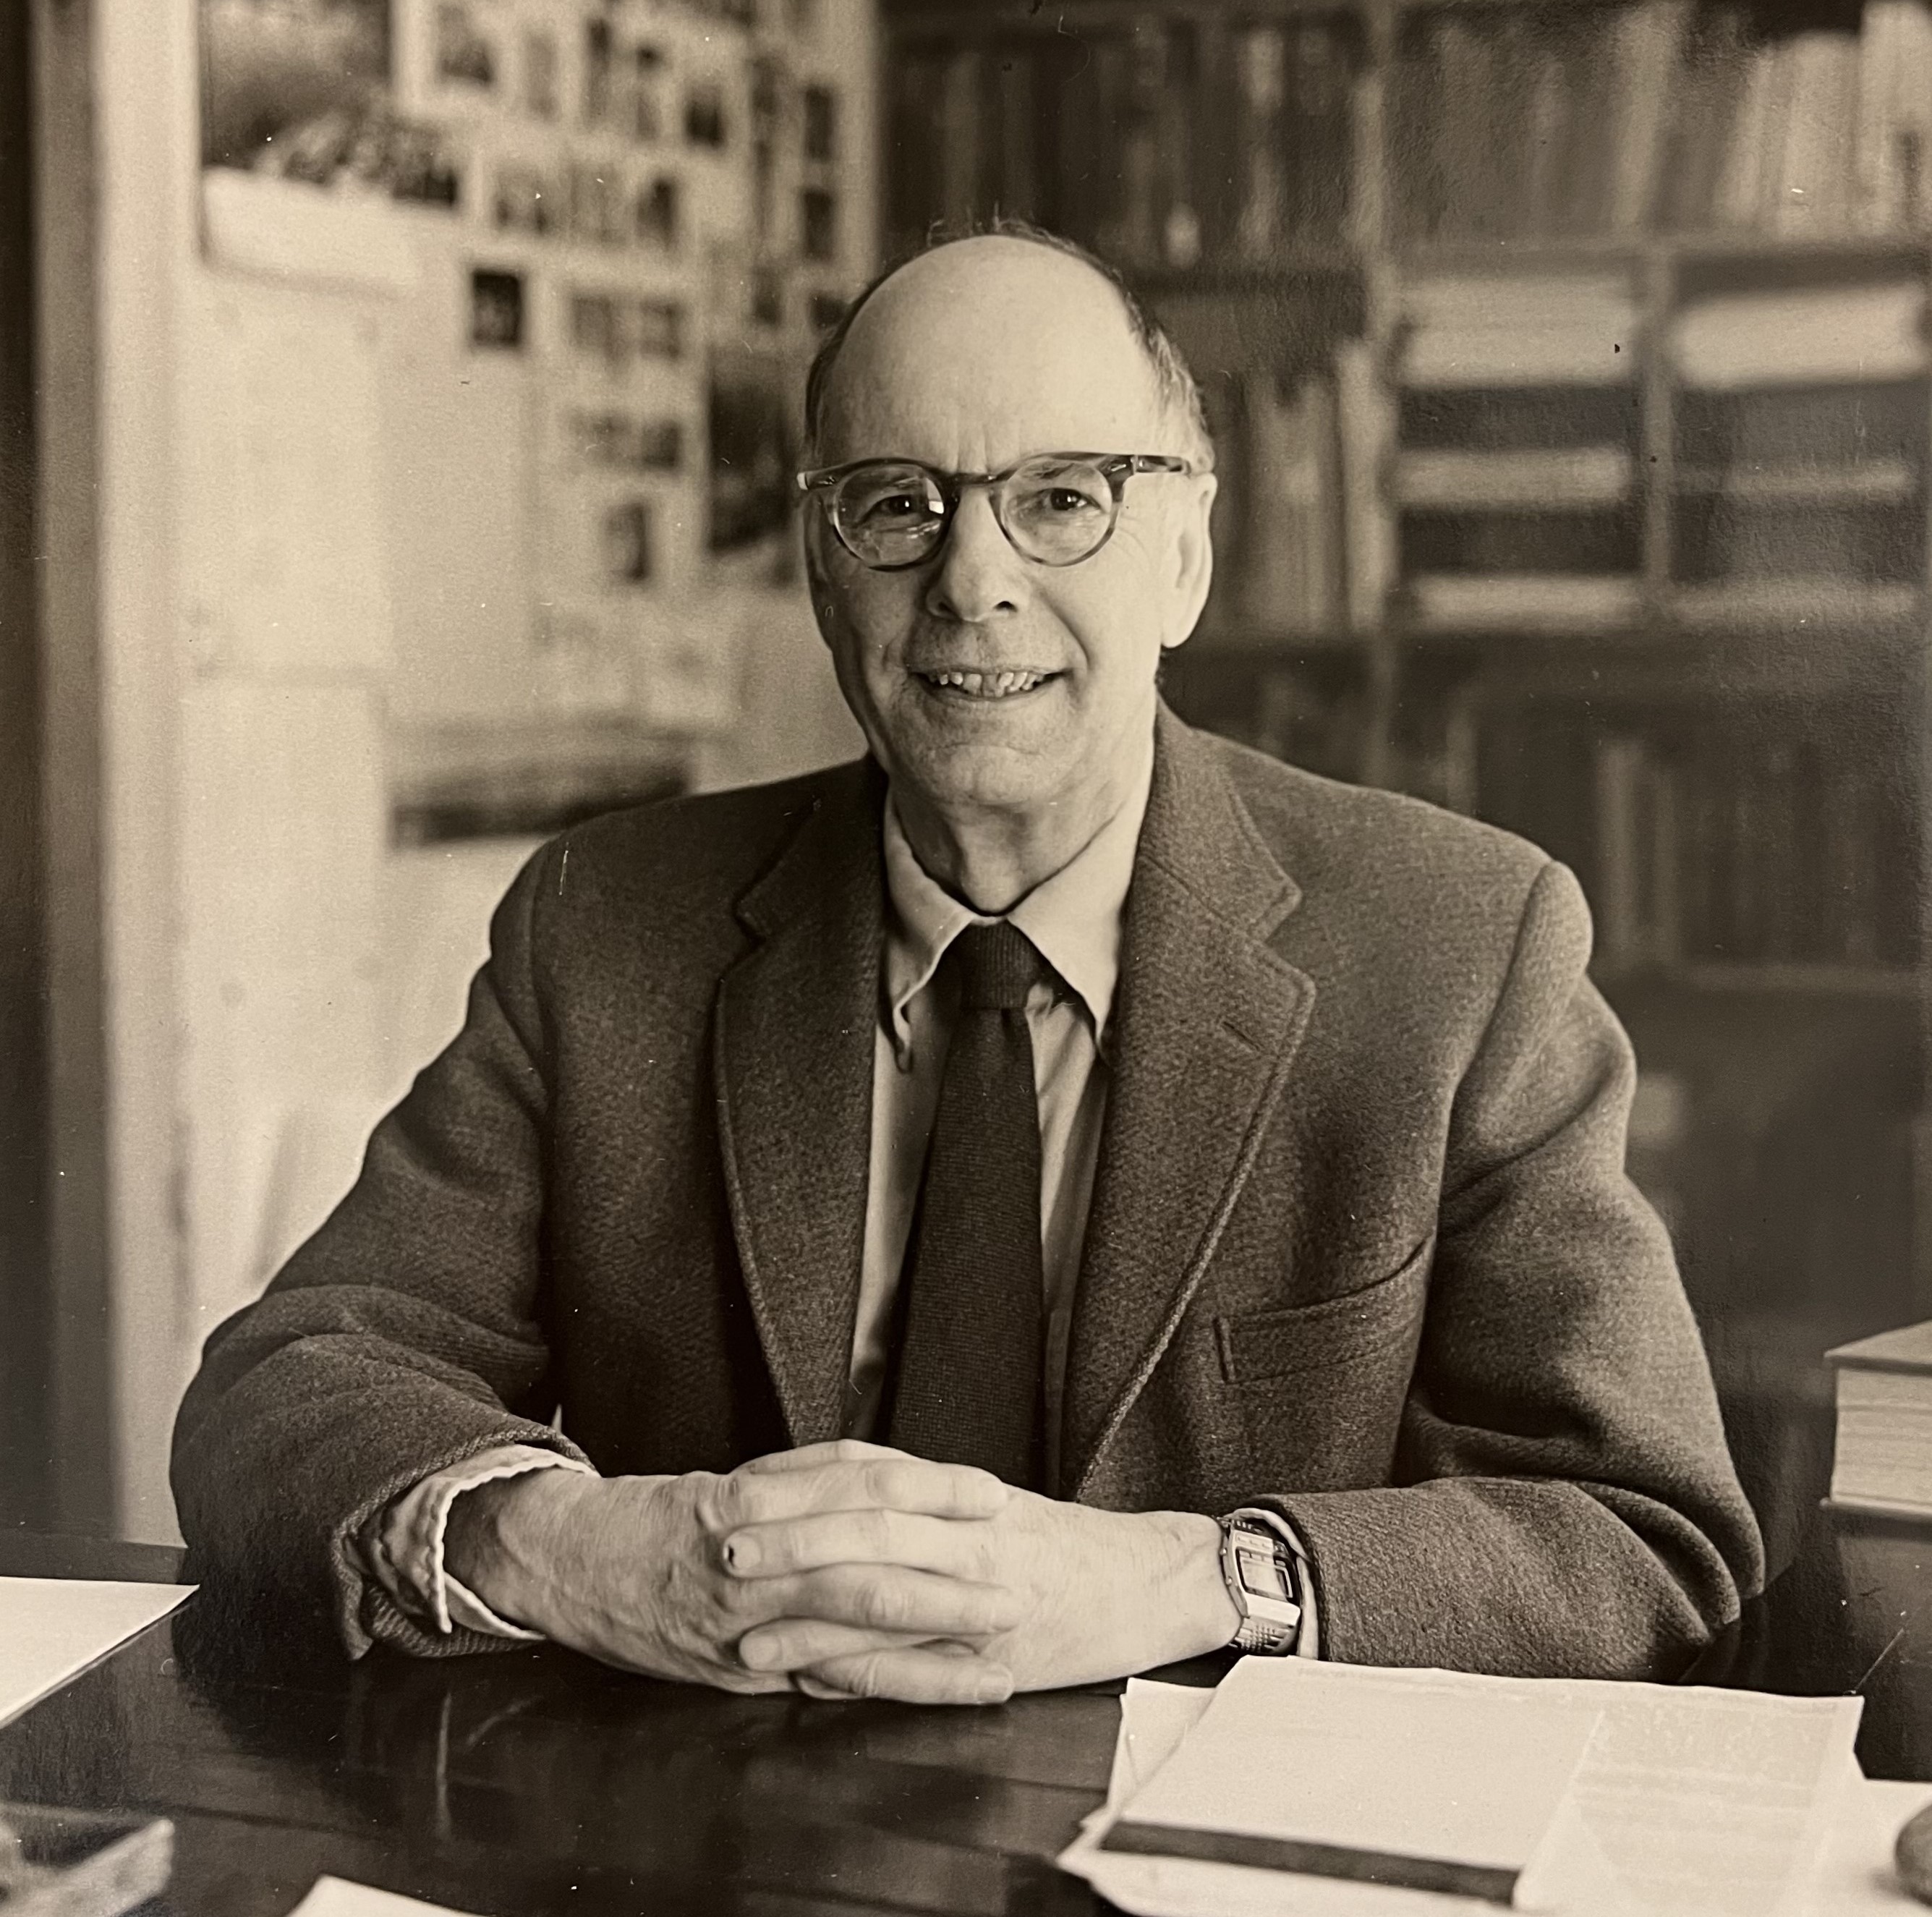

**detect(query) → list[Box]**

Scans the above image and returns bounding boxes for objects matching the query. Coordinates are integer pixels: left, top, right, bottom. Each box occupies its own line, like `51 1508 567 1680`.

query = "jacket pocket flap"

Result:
1214 1238 1434 1384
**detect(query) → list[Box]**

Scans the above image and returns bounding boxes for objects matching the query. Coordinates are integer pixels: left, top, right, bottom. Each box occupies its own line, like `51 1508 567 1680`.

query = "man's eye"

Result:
856 491 937 524
1021 485 1104 517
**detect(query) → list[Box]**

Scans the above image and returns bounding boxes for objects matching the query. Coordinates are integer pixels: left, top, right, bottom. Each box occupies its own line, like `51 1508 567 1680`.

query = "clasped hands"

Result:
447 1439 1238 1704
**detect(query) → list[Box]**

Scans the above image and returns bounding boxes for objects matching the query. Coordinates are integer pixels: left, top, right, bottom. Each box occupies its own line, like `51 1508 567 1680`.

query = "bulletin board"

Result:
195 0 869 835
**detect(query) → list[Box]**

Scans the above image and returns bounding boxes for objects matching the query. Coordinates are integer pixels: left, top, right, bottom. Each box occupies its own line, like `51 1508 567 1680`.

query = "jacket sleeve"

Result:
170 839 592 1659
1264 859 1765 1678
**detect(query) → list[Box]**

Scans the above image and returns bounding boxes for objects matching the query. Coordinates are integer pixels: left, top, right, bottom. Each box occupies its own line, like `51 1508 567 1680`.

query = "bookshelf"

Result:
880 0 1932 1565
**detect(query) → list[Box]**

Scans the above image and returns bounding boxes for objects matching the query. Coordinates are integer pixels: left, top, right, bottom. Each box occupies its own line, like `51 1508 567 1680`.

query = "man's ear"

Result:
801 513 838 654
1162 472 1218 652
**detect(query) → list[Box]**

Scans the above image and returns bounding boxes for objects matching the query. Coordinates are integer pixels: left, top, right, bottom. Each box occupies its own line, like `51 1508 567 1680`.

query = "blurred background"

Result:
4 0 1927 1578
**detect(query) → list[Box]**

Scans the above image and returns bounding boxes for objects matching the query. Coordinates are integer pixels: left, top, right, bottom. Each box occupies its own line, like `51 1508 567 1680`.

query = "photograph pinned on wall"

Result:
469 267 524 351
522 24 561 119
568 291 687 369
637 176 681 250
707 349 799 585
569 410 685 475
801 187 838 262
686 77 731 149
200 0 459 207
493 162 557 238
531 605 637 723
433 1 497 90
603 499 657 587
802 83 838 163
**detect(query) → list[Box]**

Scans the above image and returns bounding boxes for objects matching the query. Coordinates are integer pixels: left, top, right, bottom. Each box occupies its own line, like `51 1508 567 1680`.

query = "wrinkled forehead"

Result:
815 245 1171 469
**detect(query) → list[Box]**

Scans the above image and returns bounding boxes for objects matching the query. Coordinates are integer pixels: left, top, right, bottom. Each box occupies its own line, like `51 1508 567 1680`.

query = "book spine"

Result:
1335 337 1395 633
1430 14 1486 242
1744 38 1797 232
1522 33 1570 239
936 46 982 234
1292 17 1355 247
1595 735 1647 971
1609 0 1692 234
1191 14 1237 265
990 36 1038 226
1659 5 1752 234
1234 24 1287 262
1854 2 1905 233
1158 17 1201 267
1117 14 1166 269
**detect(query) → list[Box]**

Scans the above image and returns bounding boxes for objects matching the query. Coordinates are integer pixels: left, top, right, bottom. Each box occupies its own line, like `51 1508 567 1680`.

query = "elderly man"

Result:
172 228 1761 1704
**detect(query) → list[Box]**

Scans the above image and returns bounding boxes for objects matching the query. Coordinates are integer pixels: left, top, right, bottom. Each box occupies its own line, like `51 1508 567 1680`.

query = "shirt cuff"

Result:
1230 1507 1322 1659
357 1444 596 1642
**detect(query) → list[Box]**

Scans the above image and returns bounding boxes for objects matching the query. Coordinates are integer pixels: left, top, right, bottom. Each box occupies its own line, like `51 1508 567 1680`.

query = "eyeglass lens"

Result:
831 458 1118 569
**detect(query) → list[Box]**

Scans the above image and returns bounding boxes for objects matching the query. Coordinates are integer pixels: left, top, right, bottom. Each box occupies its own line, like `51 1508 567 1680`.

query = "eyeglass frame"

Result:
793 451 1202 571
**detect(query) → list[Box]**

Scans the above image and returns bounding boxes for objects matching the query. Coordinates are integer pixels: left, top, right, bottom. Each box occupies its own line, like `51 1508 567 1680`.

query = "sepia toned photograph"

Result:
5 1 1932 1913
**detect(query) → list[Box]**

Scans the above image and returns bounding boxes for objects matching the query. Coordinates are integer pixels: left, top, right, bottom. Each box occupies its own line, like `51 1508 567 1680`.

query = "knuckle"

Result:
859 1579 909 1630
844 1655 888 1699
691 1471 737 1531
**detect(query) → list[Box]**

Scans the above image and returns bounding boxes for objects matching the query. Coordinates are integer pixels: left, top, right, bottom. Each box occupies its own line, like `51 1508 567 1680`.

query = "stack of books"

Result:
1829 1321 1932 1518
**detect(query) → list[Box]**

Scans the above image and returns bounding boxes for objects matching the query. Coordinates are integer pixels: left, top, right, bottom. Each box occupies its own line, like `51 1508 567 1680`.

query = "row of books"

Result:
1661 2 1932 238
883 16 1358 271
1393 2 1690 242
1397 1 1932 242
1588 727 1908 972
888 0 1932 268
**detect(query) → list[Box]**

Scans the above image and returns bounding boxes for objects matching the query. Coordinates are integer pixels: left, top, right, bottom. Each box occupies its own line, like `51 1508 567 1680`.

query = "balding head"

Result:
805 226 1214 472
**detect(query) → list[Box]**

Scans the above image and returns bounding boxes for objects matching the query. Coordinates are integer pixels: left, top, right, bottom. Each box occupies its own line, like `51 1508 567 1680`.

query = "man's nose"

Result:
924 488 1026 624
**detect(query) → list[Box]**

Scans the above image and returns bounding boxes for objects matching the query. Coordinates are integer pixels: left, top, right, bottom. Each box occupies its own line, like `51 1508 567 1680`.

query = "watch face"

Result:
1233 1542 1291 1602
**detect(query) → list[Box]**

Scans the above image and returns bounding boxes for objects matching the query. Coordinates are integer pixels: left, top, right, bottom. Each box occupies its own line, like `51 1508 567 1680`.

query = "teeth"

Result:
926 669 1046 697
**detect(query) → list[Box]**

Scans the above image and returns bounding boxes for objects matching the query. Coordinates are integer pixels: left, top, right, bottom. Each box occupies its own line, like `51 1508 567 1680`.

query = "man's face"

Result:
805 239 1215 835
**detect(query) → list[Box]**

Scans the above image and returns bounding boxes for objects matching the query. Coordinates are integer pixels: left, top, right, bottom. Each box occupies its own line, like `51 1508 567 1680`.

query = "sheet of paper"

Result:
1065 1661 1864 1917
288 1877 482 1917
1117 1659 1599 1880
1103 1679 1215 1814
1802 1777 1932 1914
0 1578 195 1730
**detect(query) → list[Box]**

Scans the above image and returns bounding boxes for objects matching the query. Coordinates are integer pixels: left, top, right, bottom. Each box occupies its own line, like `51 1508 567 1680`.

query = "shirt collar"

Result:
880 729 1154 1063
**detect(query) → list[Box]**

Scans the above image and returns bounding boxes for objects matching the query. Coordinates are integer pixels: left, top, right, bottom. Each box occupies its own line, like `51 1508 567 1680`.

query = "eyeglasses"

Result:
794 451 1200 571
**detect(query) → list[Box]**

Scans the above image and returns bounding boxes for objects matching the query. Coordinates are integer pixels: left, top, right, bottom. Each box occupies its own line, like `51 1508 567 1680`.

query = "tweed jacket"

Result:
171 707 1763 1675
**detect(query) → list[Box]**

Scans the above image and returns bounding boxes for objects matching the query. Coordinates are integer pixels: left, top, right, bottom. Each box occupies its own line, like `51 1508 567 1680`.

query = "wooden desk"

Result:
0 1510 1925 1917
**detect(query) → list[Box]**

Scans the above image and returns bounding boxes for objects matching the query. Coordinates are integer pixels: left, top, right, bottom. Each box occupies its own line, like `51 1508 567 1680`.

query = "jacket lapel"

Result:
1062 709 1316 1498
713 760 884 1448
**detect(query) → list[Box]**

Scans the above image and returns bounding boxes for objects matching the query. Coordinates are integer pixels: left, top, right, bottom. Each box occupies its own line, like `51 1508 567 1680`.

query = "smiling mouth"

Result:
917 668 1055 700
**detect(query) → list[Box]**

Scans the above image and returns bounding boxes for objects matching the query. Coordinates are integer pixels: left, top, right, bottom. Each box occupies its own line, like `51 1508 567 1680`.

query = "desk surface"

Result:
0 1509 1926 1917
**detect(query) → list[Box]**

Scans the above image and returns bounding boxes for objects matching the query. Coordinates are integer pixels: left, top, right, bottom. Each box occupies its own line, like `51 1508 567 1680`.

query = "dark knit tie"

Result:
883 922 1051 1490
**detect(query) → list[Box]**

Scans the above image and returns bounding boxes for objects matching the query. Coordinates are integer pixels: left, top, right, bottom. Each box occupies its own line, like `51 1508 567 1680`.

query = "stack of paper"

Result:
1062 1660 1868 1916
0 1578 196 1730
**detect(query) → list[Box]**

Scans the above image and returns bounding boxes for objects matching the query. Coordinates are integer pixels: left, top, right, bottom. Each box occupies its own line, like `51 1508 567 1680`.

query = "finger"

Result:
723 1508 997 1581
739 1440 911 1474
709 1455 1008 1531
802 1647 1016 1707
791 1672 854 1701
748 1562 1021 1638
738 1618 987 1672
